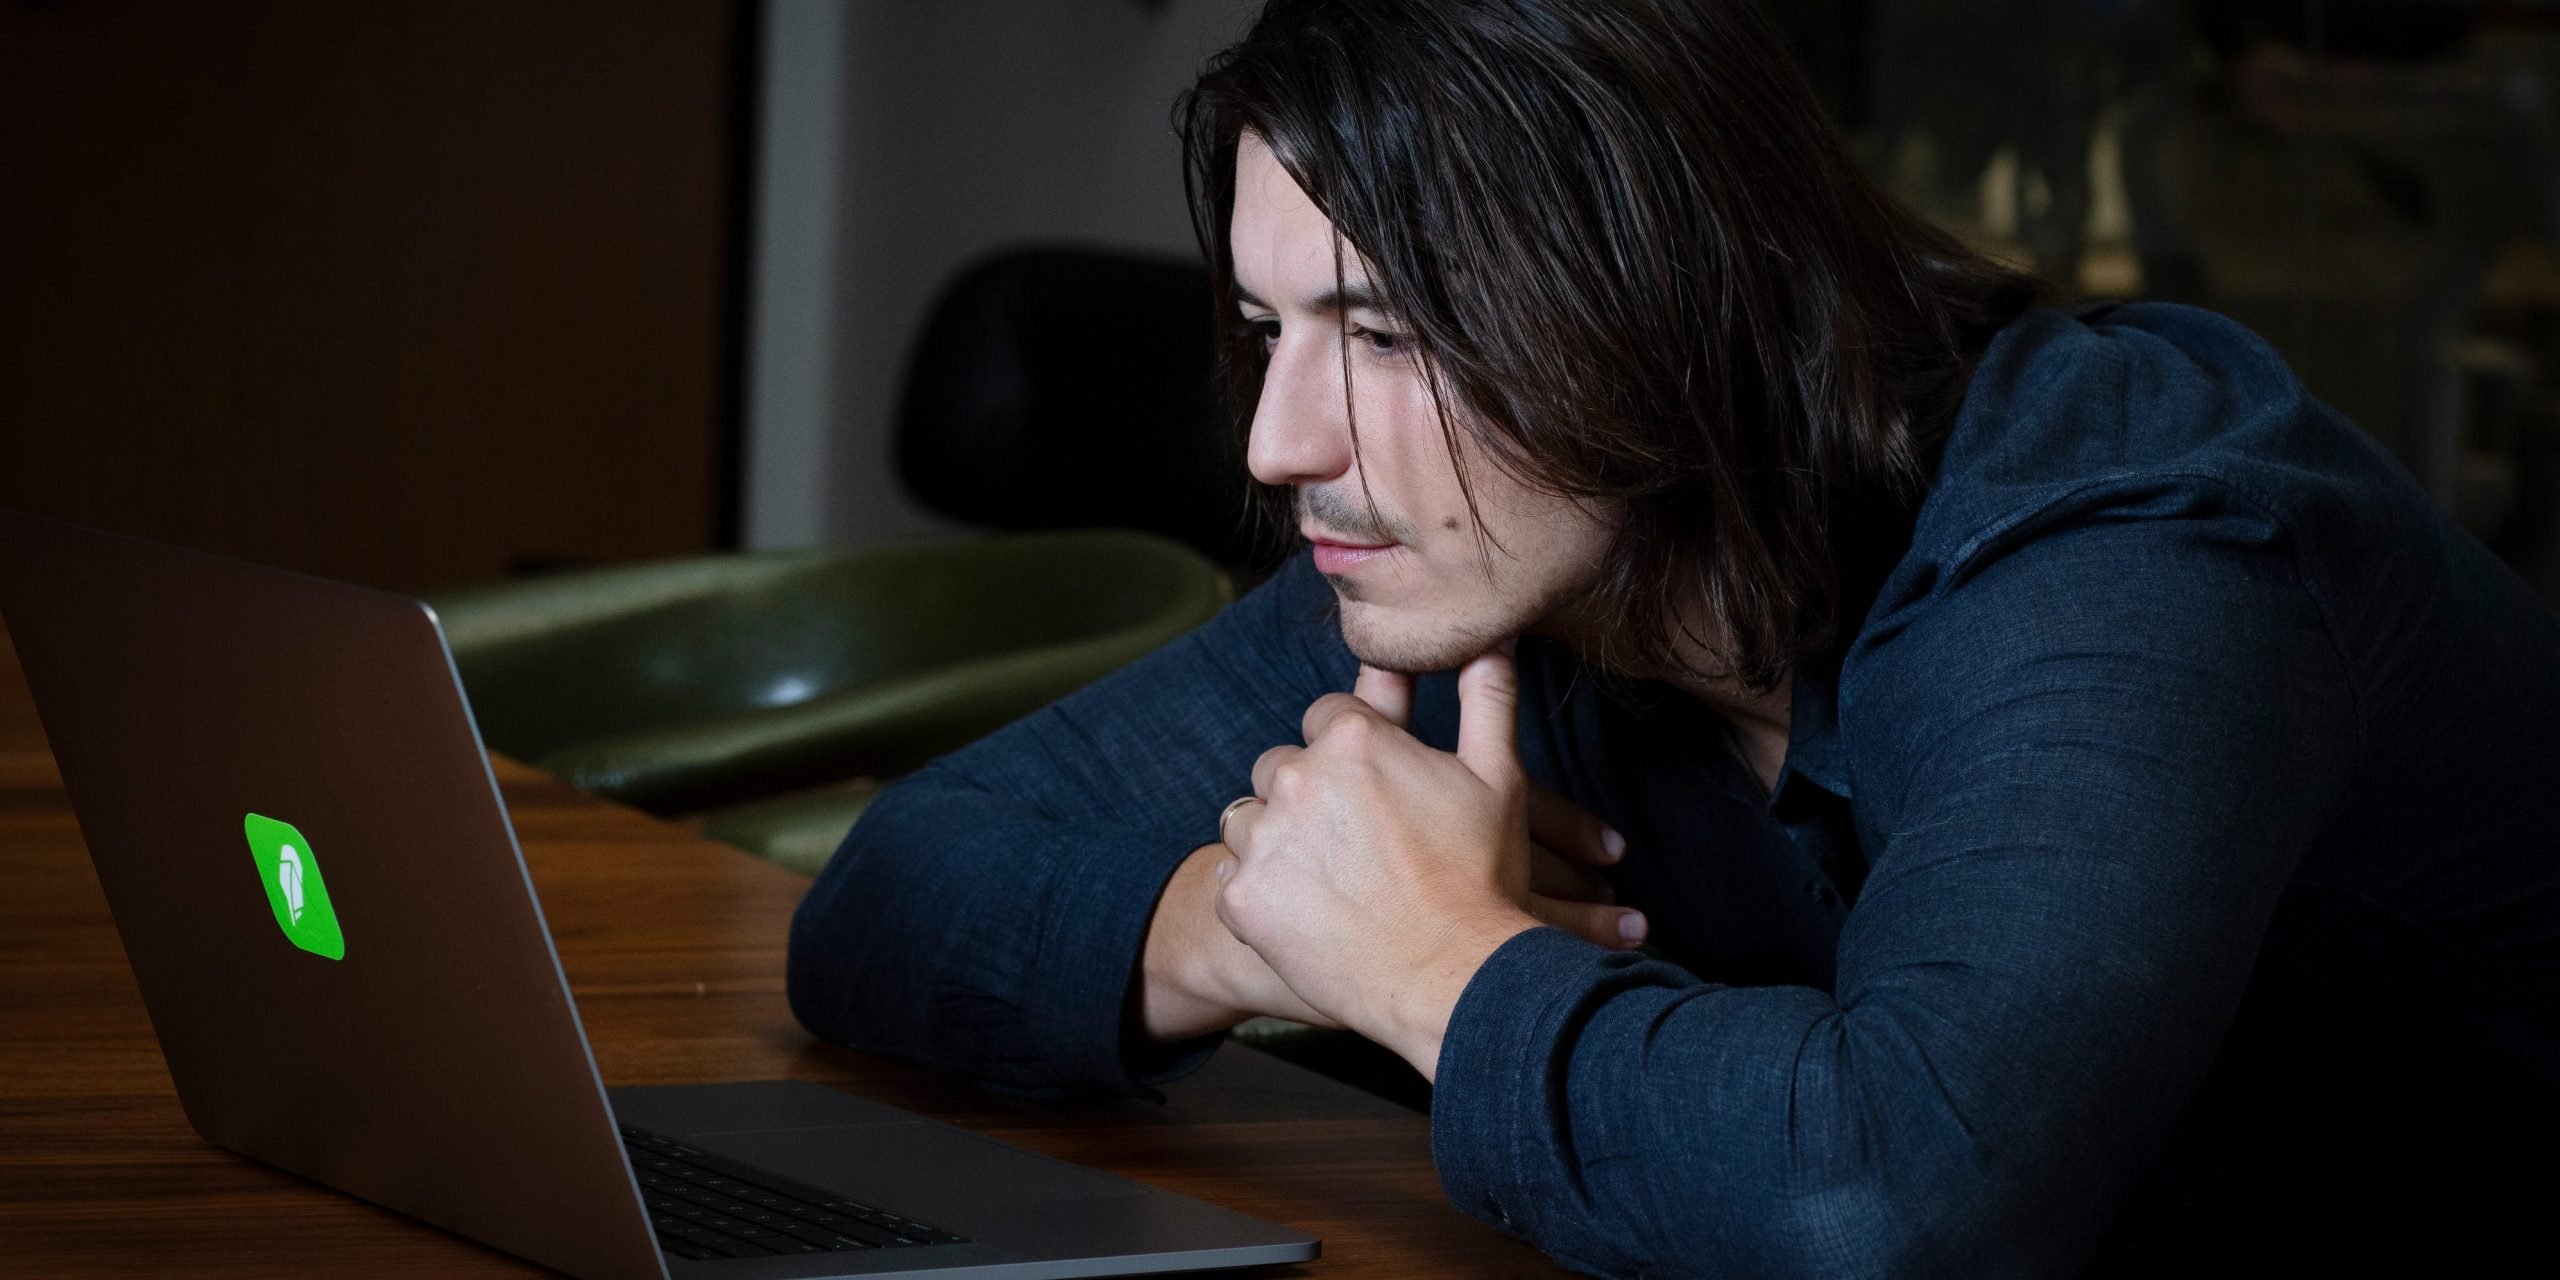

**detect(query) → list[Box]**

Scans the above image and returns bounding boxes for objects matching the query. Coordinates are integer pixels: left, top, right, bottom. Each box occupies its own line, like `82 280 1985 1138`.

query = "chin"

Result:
1336 599 1505 675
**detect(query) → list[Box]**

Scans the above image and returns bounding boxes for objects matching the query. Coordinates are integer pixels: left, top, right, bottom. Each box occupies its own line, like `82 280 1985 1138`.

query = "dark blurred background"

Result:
0 0 744 589
5 0 2558 603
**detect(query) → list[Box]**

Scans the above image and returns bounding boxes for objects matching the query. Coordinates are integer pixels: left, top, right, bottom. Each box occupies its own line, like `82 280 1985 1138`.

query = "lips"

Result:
1308 536 1400 574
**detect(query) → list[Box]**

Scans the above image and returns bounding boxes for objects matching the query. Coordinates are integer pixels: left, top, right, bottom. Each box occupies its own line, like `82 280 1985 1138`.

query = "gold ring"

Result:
1217 795 1263 847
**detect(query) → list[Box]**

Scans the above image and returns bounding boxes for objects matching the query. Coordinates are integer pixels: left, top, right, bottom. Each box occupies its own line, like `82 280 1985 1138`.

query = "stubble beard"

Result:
1323 557 1600 675
1330 593 1505 674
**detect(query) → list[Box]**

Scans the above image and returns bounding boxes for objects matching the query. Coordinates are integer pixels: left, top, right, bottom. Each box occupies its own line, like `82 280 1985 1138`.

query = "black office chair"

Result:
896 246 1274 575
894 247 1402 1092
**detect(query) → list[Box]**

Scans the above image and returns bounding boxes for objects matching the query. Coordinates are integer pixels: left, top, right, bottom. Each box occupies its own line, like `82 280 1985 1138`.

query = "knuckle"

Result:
1302 693 1355 732
1324 711 1376 747
1268 760 1307 799
1252 745 1292 785
1223 881 1273 934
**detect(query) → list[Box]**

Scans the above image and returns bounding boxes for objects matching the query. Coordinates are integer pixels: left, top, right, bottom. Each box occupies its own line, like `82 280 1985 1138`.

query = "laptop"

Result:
0 509 1320 1279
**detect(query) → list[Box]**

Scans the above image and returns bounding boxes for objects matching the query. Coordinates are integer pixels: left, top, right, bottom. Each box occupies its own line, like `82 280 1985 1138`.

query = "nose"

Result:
1245 330 1354 489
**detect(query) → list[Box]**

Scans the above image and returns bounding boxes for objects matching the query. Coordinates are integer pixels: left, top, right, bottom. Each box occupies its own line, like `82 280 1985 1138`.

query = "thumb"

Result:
1454 643 1521 786
1353 663 1415 728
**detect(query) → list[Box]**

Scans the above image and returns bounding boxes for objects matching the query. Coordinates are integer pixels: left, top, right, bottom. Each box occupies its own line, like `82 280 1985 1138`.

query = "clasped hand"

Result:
1213 646 1645 1079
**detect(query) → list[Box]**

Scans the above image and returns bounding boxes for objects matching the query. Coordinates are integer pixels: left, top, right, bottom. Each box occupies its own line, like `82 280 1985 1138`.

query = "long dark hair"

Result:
1178 0 2039 689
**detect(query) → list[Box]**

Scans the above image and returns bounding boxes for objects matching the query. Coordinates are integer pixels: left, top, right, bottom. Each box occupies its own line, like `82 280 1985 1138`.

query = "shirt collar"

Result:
1771 656 1851 809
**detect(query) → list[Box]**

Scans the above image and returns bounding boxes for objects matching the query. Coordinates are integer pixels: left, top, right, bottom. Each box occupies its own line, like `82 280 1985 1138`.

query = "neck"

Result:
1668 664 1792 797
1536 595 1794 793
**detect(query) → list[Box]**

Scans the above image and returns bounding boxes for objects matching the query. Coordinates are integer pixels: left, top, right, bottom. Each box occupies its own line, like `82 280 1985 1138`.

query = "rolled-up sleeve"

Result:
1430 484 2364 1278
787 552 1352 1098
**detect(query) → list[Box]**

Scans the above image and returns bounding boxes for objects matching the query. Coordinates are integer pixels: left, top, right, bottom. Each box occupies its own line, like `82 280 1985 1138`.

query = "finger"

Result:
1454 646 1522 786
1220 795 1267 856
1526 894 1648 950
1528 782 1626 865
1530 844 1615 905
1212 868 1242 937
1300 690 1387 746
1352 663 1415 728
1250 744 1300 798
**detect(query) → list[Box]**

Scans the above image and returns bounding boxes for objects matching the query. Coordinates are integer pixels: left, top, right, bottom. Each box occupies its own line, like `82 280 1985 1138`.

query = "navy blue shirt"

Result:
788 304 2560 1276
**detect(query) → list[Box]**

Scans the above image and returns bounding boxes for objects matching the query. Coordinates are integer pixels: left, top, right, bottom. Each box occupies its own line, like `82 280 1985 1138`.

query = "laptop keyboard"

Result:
621 1124 970 1262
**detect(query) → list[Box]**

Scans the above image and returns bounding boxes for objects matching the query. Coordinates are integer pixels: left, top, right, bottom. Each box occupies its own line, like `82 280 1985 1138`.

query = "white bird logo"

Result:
277 845 305 925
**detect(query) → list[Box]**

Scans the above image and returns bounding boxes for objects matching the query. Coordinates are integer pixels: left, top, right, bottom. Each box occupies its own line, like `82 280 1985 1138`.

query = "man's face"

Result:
1230 135 1615 674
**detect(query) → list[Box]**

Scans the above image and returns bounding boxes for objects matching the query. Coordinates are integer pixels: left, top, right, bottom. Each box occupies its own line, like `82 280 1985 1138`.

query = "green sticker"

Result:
243 813 345 961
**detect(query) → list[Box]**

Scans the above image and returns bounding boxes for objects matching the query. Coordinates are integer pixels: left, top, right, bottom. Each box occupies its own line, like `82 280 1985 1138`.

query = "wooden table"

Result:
0 622 1563 1277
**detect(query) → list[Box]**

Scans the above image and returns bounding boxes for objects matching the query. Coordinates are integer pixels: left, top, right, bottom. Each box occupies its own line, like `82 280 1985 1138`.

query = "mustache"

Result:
1295 486 1406 545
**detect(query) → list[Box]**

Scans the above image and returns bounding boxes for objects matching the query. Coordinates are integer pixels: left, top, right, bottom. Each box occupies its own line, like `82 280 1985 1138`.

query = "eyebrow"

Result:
1232 277 1387 317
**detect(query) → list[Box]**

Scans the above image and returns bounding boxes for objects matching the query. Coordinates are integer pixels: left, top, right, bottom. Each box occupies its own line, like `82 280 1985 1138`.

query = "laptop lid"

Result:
0 510 666 1280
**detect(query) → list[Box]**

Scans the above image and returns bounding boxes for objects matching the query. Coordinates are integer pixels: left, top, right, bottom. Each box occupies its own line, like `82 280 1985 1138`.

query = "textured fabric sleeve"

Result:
1428 483 2364 1278
786 551 1353 1098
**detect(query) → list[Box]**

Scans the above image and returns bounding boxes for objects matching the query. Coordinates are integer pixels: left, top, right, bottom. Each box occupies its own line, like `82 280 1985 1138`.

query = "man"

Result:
789 1 2560 1275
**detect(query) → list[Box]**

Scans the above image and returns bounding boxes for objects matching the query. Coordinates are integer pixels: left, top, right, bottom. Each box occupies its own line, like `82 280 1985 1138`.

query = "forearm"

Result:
790 549 1370 1092
1430 930 2160 1279
786 768 1216 1097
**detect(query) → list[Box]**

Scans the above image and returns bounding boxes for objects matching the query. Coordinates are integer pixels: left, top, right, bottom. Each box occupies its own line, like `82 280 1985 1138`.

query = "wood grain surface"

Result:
0 620 1566 1276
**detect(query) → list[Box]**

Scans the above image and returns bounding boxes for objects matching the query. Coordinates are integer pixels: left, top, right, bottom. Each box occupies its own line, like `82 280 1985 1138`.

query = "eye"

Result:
1348 324 1406 355
1240 316 1280 352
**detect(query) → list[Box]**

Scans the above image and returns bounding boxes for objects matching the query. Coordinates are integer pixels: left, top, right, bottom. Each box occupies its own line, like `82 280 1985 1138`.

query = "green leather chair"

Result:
429 529 1229 818
696 778 891 877
435 528 1432 1107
